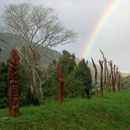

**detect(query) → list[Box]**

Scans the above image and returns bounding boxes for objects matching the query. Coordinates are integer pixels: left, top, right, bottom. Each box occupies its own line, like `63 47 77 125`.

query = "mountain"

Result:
0 33 61 67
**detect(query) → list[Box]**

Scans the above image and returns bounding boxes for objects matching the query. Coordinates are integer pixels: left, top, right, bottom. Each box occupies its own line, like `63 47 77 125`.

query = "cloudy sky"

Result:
0 0 130 72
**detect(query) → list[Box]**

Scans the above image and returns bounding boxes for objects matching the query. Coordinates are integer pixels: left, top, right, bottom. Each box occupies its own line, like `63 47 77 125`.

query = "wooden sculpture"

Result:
84 60 90 99
8 49 20 117
91 58 98 98
99 60 104 96
57 64 69 105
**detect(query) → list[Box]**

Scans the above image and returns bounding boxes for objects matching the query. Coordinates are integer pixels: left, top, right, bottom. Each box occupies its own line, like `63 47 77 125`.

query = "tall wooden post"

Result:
8 49 20 117
99 60 104 96
57 64 69 105
115 67 119 92
113 64 116 92
57 64 64 105
110 61 115 92
91 58 98 98
100 49 107 95
118 73 122 91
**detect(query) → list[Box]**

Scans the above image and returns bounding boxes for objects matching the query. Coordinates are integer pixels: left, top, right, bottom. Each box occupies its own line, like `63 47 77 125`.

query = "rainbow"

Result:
81 0 123 60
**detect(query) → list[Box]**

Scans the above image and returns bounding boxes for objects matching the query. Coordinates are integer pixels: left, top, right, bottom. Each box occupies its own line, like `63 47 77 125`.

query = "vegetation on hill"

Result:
122 76 130 90
0 91 130 130
0 50 92 108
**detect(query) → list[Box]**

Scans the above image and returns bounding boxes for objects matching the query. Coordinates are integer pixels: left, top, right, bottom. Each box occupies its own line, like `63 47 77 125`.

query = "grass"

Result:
0 91 130 130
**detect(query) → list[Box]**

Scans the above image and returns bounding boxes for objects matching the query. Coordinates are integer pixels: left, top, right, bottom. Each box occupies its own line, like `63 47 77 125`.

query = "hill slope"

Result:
0 91 130 130
0 33 61 67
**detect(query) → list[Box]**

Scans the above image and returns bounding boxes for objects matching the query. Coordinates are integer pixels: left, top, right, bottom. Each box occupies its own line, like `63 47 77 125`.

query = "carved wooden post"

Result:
91 58 98 98
110 61 115 92
57 64 64 105
8 49 20 117
57 64 69 105
99 60 104 96
84 60 91 99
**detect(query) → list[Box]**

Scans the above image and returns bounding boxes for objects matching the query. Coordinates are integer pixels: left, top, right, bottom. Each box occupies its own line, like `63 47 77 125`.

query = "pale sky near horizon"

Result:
0 0 130 72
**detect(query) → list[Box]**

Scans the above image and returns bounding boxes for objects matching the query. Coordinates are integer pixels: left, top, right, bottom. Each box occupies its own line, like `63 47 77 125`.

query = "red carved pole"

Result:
99 60 104 96
57 64 69 105
8 49 20 117
91 58 98 98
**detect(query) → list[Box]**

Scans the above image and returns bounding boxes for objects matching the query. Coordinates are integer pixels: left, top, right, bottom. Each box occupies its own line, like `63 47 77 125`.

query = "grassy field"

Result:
0 91 130 130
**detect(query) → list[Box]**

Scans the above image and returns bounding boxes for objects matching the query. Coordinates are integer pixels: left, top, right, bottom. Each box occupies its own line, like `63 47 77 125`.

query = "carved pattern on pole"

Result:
8 49 20 117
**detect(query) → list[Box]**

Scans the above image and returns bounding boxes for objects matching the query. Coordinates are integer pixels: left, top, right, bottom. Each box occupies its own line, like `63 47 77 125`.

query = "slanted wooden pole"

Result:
99 60 104 96
91 58 98 98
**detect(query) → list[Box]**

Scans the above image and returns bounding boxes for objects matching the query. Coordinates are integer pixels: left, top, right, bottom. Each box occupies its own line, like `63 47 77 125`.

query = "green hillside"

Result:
0 91 130 130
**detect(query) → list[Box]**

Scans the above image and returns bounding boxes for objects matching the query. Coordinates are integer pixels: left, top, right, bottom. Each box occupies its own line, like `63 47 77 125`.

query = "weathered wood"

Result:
118 73 122 91
8 49 20 117
110 61 115 92
91 58 98 98
99 60 104 96
100 49 107 95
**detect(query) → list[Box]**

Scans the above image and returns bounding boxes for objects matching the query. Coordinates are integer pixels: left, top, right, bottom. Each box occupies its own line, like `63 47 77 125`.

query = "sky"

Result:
0 0 130 72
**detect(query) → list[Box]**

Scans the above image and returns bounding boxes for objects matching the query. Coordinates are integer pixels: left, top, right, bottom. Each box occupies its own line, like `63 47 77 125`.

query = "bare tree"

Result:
1 3 76 104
